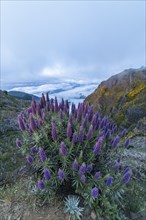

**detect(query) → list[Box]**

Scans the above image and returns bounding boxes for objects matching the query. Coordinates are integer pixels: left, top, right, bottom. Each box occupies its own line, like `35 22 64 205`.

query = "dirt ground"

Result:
0 200 67 220
0 199 93 220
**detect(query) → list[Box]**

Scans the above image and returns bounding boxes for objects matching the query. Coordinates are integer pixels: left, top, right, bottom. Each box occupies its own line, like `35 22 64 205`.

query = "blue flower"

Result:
59 142 67 157
72 159 78 171
106 176 113 187
80 175 86 183
86 164 93 173
58 169 65 180
39 147 47 162
78 163 86 176
123 172 132 184
91 187 99 199
94 172 100 180
44 168 51 180
38 180 45 190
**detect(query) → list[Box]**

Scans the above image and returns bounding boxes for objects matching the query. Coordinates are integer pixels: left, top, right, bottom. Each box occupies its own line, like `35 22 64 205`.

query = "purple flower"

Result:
78 163 86 176
72 159 78 171
50 104 54 113
94 172 100 180
122 129 127 137
91 114 97 128
84 102 89 115
124 138 130 147
72 132 77 144
30 146 37 154
95 120 100 130
87 125 93 140
77 105 82 122
86 164 93 173
106 176 113 187
16 139 22 147
82 114 88 128
80 175 86 183
38 117 43 127
112 135 120 147
123 171 132 184
59 142 67 156
47 102 50 111
37 105 42 117
52 118 56 125
42 111 46 121
51 122 58 141
44 168 51 180
46 92 49 102
78 126 84 142
61 98 65 109
69 114 73 124
27 107 32 115
114 162 120 171
73 108 77 118
59 109 63 120
39 147 47 162
41 93 46 107
105 130 110 139
67 122 72 138
65 100 69 109
117 158 121 163
38 180 45 190
31 103 36 115
96 131 105 141
91 187 99 199
18 115 25 131
71 103 75 114
99 119 105 128
58 169 65 180
26 156 33 164
63 105 68 114
54 97 59 112
93 136 104 156
29 114 37 132
123 167 129 174
88 105 94 122
113 125 118 133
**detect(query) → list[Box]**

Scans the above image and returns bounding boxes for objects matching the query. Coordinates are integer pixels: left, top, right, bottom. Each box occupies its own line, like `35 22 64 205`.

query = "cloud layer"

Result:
1 1 145 83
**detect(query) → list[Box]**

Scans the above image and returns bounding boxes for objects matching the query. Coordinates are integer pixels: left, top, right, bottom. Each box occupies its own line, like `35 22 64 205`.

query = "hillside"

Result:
0 80 146 219
0 91 30 182
85 67 146 129
8 91 40 101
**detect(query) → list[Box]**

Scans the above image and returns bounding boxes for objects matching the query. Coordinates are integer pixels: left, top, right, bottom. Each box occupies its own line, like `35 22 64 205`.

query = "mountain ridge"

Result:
85 67 146 128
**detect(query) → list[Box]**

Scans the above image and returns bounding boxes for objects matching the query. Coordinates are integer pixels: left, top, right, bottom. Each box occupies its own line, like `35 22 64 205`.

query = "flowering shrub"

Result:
17 94 132 218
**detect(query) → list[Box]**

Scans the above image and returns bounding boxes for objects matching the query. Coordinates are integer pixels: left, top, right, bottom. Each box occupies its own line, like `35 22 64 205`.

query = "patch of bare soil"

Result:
0 199 67 220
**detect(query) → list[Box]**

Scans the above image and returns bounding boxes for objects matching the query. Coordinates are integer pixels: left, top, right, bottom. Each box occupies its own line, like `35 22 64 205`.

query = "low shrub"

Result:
126 106 146 123
16 94 132 219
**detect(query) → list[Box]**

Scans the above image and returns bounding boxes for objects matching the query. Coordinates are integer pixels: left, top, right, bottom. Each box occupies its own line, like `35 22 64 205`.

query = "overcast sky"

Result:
1 0 145 83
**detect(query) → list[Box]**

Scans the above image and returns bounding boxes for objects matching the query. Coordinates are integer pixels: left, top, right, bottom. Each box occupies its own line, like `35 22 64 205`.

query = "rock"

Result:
90 210 97 220
83 205 92 217
130 211 146 220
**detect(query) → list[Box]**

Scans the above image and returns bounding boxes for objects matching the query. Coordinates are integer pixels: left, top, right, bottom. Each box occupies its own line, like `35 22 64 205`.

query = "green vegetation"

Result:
85 68 146 130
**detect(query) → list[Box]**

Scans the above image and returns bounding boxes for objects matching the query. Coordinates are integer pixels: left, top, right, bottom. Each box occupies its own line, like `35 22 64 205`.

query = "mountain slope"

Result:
0 91 30 181
8 91 40 100
85 67 146 128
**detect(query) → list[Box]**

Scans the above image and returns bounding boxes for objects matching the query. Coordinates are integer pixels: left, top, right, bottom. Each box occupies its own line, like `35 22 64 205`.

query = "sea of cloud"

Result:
8 81 98 105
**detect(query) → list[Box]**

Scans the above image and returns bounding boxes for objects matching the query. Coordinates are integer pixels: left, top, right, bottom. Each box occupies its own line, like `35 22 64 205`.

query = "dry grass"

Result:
0 177 67 220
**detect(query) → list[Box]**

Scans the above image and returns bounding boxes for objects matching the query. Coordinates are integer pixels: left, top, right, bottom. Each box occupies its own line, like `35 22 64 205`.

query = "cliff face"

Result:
85 67 146 128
